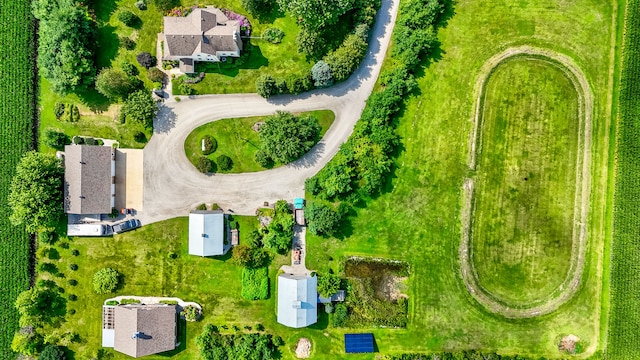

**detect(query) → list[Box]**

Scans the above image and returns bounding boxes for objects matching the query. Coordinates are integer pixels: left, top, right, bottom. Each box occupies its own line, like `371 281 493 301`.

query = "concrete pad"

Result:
115 149 144 211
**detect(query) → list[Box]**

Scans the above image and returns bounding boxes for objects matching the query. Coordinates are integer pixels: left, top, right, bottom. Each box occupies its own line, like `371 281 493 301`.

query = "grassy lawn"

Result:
184 110 335 173
39 217 380 360
471 56 581 308
306 0 618 357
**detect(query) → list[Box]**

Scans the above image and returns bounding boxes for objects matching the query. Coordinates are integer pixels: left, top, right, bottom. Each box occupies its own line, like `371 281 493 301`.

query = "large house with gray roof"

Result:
162 7 243 73
64 145 115 215
102 304 178 358
277 273 318 328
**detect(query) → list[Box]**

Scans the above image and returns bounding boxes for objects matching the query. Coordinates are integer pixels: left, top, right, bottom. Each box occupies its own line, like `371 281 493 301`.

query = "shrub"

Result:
317 273 341 297
232 244 270 268
38 344 67 360
179 82 194 95
202 135 218 155
54 102 65 119
216 155 233 171
92 268 120 294
135 0 147 10
60 242 69 250
44 129 70 150
285 73 313 95
241 267 269 300
159 300 178 305
69 264 78 271
306 202 342 237
84 137 97 145
68 294 77 301
182 72 205 84
168 251 178 259
181 305 200 321
324 34 368 82
147 67 165 83
255 74 277 98
332 303 348 327
121 62 139 76
105 300 119 306
311 61 333 88
134 131 147 142
118 10 140 27
71 249 79 256
39 262 58 274
119 36 136 50
37 279 57 289
72 135 84 144
254 150 273 168
136 52 156 68
263 27 284 43
196 156 213 173
256 323 265 331
95 68 138 100
67 309 76 315
67 279 77 286
123 90 158 128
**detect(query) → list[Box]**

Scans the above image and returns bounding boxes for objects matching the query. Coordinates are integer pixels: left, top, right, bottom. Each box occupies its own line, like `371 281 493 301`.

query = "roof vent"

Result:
292 300 302 309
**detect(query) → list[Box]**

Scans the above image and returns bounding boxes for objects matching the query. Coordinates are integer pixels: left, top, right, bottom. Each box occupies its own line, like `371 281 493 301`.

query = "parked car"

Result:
293 250 301 265
112 219 141 234
120 208 134 215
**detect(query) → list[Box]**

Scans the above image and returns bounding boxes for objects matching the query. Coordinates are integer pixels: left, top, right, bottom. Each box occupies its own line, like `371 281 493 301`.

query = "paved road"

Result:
140 0 399 224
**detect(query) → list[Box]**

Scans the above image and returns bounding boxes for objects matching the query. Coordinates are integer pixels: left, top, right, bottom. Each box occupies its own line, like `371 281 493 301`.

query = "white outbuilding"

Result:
277 273 318 328
188 210 226 256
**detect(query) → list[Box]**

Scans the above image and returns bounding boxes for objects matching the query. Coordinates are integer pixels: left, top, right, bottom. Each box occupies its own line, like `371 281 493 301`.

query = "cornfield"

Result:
0 0 37 355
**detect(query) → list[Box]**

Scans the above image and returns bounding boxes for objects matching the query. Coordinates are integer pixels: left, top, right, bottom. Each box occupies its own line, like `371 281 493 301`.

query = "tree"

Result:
255 74 278 98
324 34 368 81
44 129 70 150
332 303 348 327
262 27 284 43
317 273 341 297
259 111 321 164
216 155 233 171
196 156 213 173
121 62 139 76
95 68 138 100
11 329 43 356
147 67 165 83
8 152 63 233
232 244 271 268
311 61 333 87
15 288 67 325
277 0 354 30
92 268 120 294
32 0 96 95
263 213 294 254
136 52 156 68
118 10 140 27
39 345 67 360
242 0 275 19
122 90 157 128
306 202 342 237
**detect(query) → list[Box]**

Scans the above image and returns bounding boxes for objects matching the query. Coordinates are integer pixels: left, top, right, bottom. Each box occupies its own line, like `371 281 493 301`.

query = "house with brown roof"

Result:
162 7 243 73
64 145 115 215
102 304 178 358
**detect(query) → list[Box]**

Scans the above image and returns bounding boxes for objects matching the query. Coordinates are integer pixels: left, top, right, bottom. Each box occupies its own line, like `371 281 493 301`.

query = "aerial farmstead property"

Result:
0 0 633 358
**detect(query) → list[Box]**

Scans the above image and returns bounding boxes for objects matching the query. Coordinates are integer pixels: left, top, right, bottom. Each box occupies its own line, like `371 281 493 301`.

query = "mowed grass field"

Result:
472 56 580 308
606 0 640 358
0 0 37 356
306 0 618 357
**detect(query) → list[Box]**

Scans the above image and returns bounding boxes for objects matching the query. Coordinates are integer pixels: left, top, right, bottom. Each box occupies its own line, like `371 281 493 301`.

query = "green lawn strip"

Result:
0 0 36 355
306 0 615 356
184 110 335 173
471 57 580 307
606 0 640 358
42 217 375 359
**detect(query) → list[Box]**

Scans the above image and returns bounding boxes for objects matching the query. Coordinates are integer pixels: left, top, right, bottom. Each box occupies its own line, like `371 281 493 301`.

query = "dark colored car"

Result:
112 219 141 234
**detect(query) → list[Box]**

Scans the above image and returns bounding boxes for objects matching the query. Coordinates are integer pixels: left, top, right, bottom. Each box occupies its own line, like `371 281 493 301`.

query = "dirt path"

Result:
460 47 593 318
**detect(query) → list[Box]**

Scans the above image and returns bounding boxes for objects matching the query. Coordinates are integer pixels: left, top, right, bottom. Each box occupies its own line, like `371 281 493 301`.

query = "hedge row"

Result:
240 267 269 300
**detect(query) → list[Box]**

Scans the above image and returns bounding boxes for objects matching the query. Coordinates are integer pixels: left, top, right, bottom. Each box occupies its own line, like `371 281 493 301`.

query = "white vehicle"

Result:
67 224 108 237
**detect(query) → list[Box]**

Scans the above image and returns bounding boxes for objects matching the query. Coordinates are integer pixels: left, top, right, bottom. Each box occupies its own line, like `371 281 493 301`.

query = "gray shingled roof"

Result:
163 7 242 58
64 145 113 214
113 305 177 358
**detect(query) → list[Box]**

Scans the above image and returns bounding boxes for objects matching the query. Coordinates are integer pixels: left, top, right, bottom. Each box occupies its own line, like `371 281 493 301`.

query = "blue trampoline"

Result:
344 333 375 353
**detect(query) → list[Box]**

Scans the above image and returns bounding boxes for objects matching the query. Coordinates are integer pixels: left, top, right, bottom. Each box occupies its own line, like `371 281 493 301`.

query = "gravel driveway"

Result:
140 0 399 224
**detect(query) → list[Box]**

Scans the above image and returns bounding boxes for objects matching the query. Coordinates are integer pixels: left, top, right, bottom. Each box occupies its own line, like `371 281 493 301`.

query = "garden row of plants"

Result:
252 0 381 97
196 324 284 360
303 0 453 236
386 351 547 360
0 0 37 354
607 0 640 358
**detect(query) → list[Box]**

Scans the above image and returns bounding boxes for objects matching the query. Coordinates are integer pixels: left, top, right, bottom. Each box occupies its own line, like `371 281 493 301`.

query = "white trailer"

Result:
67 224 108 237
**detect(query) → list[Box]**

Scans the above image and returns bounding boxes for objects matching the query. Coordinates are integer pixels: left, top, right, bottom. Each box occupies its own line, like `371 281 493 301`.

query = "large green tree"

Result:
32 0 96 95
259 111 321 164
122 90 158 128
8 152 63 233
317 273 341 297
95 68 139 100
306 202 342 237
15 288 67 326
277 0 354 30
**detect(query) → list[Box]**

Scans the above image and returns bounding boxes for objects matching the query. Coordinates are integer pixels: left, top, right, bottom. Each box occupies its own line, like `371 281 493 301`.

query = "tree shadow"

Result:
253 6 285 24
309 308 329 330
76 88 111 113
154 104 177 134
95 24 120 69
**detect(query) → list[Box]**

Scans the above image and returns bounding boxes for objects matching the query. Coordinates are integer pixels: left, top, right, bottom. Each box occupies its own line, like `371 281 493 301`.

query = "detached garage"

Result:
188 210 226 256
344 333 375 353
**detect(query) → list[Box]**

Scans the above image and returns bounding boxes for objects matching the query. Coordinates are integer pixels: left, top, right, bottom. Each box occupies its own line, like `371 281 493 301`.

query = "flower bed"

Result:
223 9 251 36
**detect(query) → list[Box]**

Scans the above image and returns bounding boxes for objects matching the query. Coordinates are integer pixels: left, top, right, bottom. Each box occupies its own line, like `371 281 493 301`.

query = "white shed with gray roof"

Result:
188 210 225 256
277 274 318 328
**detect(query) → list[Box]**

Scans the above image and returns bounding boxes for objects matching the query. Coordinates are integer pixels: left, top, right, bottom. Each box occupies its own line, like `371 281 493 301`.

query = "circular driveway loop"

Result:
141 0 400 224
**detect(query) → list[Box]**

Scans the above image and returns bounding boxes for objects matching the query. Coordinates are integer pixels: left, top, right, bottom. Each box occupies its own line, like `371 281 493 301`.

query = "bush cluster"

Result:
92 268 120 294
54 103 80 122
241 267 269 300
216 155 233 171
136 52 156 69
202 135 218 155
257 111 321 164
263 27 284 43
196 325 283 359
387 351 538 360
119 36 136 50
196 156 213 173
181 305 200 321
147 67 165 83
117 10 140 27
